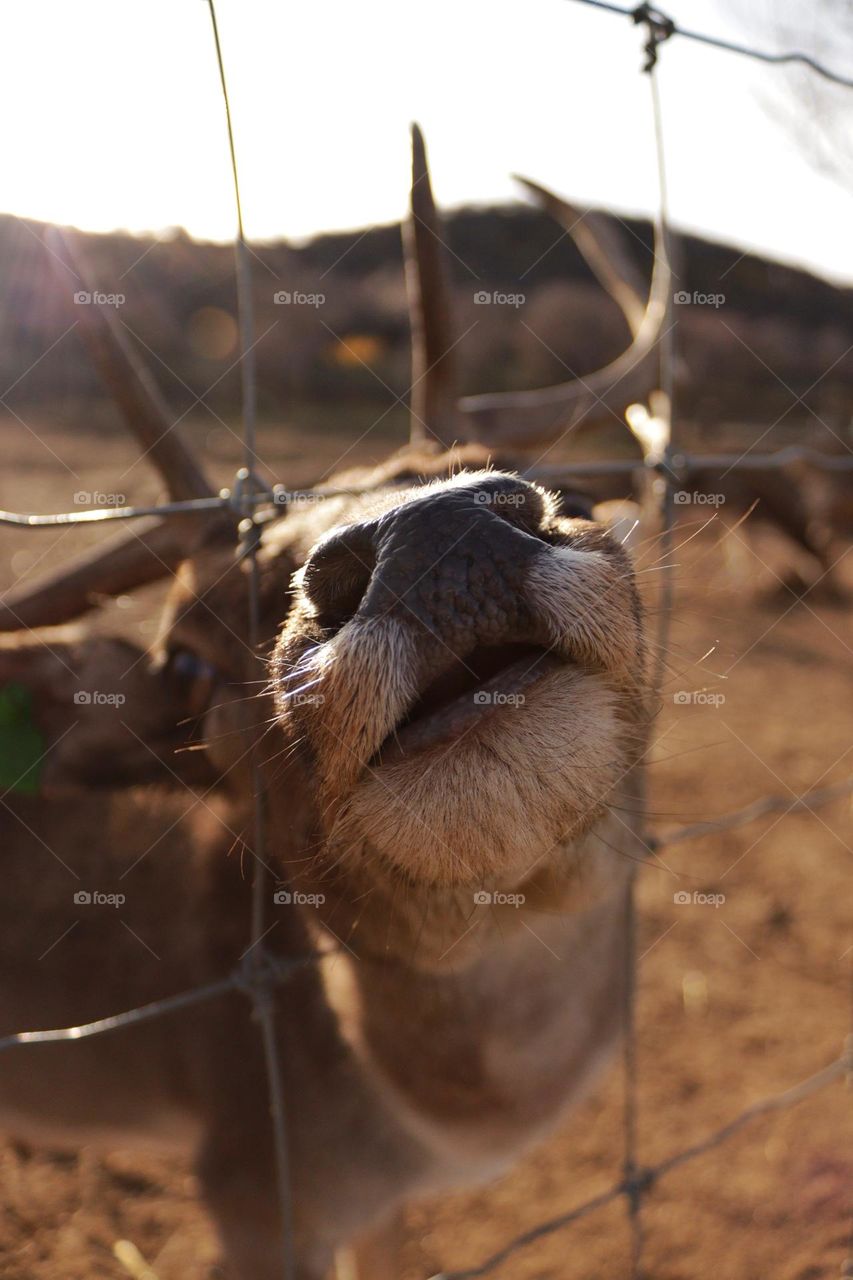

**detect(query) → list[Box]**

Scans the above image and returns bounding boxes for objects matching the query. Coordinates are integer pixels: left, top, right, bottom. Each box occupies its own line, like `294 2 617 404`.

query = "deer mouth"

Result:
369 643 564 767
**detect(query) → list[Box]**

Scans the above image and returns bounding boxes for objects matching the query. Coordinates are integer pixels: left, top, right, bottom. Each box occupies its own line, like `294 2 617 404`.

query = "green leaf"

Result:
0 683 45 795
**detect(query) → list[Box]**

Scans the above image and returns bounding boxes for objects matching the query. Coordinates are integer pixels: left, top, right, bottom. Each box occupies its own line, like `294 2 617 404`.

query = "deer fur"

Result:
0 446 649 1279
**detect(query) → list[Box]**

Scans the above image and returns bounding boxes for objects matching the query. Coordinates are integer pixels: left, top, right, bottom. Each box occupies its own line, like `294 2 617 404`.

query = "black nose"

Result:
301 476 549 657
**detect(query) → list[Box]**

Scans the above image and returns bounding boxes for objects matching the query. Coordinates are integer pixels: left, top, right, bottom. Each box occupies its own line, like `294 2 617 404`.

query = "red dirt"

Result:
1 417 850 1280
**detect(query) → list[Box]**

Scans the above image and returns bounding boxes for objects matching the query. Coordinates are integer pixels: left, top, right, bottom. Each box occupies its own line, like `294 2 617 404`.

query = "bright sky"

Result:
1 0 851 282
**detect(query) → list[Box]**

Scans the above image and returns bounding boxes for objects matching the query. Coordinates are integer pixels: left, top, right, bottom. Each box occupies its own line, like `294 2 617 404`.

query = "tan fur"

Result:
1 452 650 1280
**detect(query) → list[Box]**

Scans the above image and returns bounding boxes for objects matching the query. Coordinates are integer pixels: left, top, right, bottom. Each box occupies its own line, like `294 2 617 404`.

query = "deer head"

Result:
1 135 650 970
0 138 658 1280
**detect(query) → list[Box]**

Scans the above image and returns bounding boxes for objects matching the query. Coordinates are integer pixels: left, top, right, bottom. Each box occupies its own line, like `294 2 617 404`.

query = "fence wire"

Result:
203 3 296 1274
0 776 848 1273
1 3 852 1279
567 0 853 89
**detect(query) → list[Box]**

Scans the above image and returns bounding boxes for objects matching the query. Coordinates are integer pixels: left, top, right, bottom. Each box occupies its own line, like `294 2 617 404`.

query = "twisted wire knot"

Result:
632 3 676 71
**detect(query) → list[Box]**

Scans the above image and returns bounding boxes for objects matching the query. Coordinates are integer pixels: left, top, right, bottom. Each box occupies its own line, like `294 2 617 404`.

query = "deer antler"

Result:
457 182 671 448
44 227 214 502
403 123 461 447
403 128 670 452
0 518 205 632
513 177 648 340
0 233 223 632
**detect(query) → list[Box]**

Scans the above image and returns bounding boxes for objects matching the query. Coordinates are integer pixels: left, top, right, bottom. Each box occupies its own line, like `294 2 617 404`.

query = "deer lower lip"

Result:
369 650 564 767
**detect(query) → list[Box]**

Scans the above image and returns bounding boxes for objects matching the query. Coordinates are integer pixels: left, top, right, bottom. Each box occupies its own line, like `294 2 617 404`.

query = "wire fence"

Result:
1 3 852 1279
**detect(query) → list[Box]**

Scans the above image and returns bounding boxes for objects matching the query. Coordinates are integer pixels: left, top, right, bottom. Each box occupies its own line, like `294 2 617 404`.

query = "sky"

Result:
1 0 851 282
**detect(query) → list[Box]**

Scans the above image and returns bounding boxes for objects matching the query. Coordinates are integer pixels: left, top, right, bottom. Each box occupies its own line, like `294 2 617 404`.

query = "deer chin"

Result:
274 607 635 889
327 663 625 889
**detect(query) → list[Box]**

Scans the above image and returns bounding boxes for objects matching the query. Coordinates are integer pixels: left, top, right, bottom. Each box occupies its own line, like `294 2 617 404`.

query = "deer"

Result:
0 127 656 1279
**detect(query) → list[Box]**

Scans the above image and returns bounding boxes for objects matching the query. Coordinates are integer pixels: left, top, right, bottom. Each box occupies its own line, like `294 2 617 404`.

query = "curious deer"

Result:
0 130 651 1279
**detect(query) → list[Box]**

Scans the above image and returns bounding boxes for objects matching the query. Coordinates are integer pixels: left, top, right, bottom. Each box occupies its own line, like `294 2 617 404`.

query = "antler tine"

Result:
457 191 671 449
44 226 214 501
0 517 211 632
403 123 461 448
0 229 224 633
515 177 647 339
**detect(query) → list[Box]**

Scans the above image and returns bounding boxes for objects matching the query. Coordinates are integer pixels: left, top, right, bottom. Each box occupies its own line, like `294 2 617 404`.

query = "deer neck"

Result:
299 795 641 1177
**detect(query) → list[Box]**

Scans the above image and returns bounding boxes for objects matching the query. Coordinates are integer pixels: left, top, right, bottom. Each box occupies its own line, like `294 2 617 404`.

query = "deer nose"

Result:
300 476 550 660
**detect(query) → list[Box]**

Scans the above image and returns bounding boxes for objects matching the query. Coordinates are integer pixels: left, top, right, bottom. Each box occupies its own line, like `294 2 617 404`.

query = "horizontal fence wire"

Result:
1 446 852 529
0 951 336 1056
428 1048 851 1280
3 315 849 1268
565 0 853 89
2 777 848 1195
1 777 848 1055
1 777 848 1262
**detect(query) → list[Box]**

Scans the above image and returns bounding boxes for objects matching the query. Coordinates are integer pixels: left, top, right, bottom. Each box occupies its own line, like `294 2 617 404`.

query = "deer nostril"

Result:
301 526 377 633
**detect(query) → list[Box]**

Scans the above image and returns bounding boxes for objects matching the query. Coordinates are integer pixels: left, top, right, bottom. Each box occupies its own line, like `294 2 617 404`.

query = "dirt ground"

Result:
0 412 851 1280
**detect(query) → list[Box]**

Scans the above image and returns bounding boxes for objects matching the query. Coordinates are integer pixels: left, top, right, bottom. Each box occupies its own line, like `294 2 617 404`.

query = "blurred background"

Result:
1 0 851 500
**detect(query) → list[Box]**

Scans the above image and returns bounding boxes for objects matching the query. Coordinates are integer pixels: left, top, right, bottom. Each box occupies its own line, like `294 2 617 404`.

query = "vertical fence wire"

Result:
646 55 677 699
204 4 295 1277
623 25 677 1273
622 873 646 1277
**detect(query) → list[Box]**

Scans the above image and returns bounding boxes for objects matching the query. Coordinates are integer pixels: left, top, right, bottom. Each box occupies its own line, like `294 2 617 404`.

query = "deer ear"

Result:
0 633 208 792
